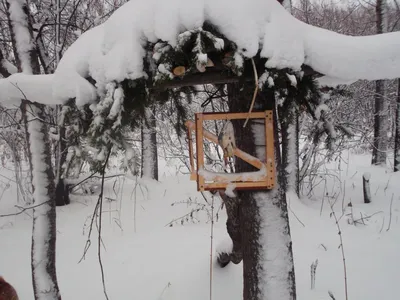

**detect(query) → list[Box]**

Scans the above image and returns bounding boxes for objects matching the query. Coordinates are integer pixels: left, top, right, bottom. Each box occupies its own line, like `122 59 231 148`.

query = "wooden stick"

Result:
201 111 266 120
195 114 205 191
187 126 195 174
265 111 275 188
243 58 259 127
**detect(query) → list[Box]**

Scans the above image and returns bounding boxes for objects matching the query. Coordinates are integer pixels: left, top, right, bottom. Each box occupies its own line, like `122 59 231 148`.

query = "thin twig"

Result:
98 150 112 300
69 170 98 191
209 194 214 300
79 201 100 263
386 193 394 232
351 211 384 225
328 201 348 300
0 201 50 218
288 203 306 227
77 150 112 300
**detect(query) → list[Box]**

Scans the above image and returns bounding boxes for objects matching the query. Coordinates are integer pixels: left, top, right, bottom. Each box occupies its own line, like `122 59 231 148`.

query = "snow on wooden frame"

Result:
185 111 275 192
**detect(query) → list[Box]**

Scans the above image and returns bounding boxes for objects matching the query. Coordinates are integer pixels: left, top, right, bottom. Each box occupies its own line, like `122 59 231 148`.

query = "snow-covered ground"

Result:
0 152 399 300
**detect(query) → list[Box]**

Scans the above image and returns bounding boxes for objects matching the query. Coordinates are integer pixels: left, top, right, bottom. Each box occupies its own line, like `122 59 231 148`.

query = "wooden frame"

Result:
185 111 275 192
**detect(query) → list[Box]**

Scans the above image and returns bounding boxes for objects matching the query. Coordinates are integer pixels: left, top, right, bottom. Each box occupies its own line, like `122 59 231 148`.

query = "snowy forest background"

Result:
0 0 400 300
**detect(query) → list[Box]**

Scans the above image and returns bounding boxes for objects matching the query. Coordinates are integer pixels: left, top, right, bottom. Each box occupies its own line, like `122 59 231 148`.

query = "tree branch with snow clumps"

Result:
1 0 400 106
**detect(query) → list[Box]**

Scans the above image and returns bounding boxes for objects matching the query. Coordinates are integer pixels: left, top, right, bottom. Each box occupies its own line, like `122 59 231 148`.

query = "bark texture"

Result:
372 0 388 165
280 100 300 196
55 119 69 206
25 103 61 300
224 81 296 300
141 105 158 180
394 79 400 172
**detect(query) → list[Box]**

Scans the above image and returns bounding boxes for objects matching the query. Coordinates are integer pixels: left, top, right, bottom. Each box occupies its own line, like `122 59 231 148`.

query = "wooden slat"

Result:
201 111 266 121
187 126 195 176
203 181 271 190
202 173 267 183
265 110 275 188
195 113 205 191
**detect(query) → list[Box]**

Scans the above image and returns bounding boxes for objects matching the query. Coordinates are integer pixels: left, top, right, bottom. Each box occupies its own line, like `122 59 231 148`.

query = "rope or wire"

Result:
209 194 215 300
243 58 259 127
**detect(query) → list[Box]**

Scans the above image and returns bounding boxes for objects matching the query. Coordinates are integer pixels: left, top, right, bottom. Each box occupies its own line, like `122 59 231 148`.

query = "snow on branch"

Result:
7 0 34 74
46 0 400 93
1 0 400 106
0 73 61 107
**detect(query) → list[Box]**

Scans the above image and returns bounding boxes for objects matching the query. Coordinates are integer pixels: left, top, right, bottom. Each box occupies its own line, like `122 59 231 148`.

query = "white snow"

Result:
0 73 57 107
52 0 399 97
363 172 371 180
108 85 124 123
1 59 18 75
199 167 266 183
286 73 297 87
1 152 400 299
225 183 236 198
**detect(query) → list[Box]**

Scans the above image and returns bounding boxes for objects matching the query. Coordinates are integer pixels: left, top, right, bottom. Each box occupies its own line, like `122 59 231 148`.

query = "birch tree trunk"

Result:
6 0 61 298
228 83 296 300
394 79 400 172
372 0 388 165
24 102 61 299
141 104 158 180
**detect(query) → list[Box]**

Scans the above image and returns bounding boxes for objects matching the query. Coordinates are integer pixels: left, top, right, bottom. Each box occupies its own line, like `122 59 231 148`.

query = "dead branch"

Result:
0 201 50 218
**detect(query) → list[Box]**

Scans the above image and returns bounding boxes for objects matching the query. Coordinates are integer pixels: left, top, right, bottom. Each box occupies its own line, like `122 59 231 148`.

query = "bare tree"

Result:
372 0 389 165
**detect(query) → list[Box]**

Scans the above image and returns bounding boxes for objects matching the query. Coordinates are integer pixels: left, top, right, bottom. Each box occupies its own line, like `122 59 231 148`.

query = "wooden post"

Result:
363 172 371 204
195 113 205 191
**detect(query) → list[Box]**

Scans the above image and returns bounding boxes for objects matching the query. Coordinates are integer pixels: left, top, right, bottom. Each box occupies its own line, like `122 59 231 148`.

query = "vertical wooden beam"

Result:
187 126 196 180
266 110 275 188
195 113 205 191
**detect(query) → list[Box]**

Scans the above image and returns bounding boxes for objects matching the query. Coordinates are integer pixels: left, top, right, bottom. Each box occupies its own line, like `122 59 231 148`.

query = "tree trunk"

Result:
372 79 388 165
280 101 300 196
372 0 388 165
363 172 372 204
6 1 61 298
227 82 296 300
23 101 61 300
394 79 400 172
55 108 70 206
278 0 299 197
141 104 158 180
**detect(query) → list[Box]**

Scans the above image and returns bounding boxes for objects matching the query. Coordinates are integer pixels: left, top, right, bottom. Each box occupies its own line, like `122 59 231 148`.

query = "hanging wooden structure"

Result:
185 111 275 192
